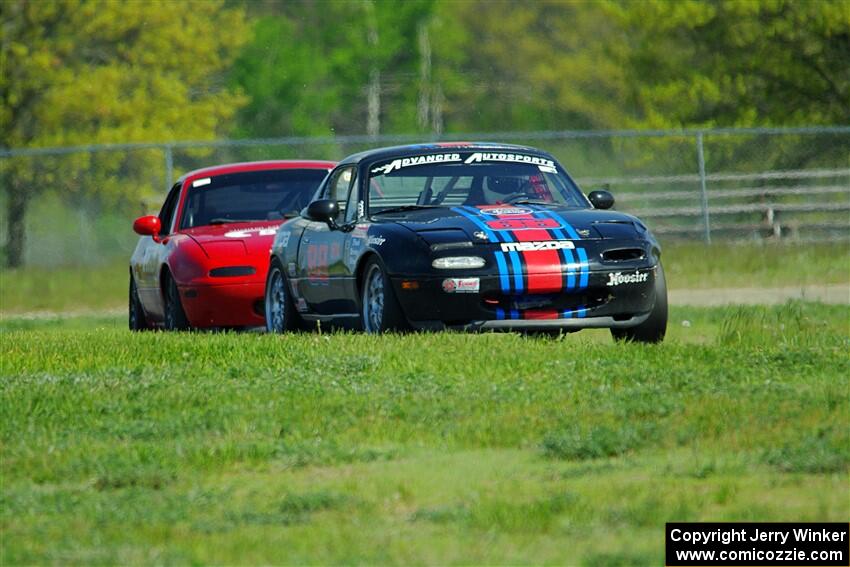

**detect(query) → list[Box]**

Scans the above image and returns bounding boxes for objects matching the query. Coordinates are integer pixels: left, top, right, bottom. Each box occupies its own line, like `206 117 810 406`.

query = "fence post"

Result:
164 144 173 189
696 131 711 243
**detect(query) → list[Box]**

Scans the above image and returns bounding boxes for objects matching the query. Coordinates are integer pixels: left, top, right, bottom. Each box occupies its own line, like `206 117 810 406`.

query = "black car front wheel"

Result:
611 262 668 344
265 259 301 333
164 273 190 331
361 258 407 333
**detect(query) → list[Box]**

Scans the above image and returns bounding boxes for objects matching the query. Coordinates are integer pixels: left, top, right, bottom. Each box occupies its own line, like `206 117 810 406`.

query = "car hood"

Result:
381 205 645 242
183 221 283 257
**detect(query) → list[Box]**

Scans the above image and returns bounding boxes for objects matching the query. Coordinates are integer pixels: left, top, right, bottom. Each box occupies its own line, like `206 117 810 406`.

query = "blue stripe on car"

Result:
494 252 510 293
452 206 513 293
576 247 589 289
563 248 577 290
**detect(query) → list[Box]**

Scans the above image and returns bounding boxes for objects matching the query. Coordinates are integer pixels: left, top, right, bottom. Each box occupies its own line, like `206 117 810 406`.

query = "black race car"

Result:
265 142 667 342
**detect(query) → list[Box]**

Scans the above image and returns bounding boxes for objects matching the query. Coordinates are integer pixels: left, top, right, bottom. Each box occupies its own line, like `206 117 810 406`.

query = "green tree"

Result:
1 0 248 267
605 0 850 128
230 0 434 139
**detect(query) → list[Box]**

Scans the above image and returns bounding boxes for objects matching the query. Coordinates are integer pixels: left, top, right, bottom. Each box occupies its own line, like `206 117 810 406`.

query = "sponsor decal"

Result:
472 230 489 241
538 164 557 173
480 206 532 216
464 152 556 170
606 271 649 287
367 235 386 246
500 240 575 252
225 226 278 238
487 218 560 230
192 177 211 187
371 153 461 175
277 230 291 248
442 277 480 293
577 229 591 237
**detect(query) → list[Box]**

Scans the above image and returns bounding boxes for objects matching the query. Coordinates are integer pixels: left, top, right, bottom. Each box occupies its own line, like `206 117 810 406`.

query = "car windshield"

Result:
180 169 328 229
367 152 587 214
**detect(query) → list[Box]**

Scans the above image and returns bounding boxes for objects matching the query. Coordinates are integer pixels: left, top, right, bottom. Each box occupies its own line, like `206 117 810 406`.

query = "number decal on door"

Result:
306 244 329 283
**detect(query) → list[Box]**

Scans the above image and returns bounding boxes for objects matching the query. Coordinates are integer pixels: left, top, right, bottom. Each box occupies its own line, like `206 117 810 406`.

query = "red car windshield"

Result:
180 169 328 228
367 154 587 213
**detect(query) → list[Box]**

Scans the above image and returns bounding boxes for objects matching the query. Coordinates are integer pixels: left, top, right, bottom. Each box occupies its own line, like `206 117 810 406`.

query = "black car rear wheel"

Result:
164 273 190 331
361 258 407 333
611 262 667 343
265 259 300 333
129 275 149 331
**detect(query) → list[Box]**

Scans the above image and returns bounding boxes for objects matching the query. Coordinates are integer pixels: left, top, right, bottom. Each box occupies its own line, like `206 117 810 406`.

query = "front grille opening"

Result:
601 248 645 262
481 293 608 313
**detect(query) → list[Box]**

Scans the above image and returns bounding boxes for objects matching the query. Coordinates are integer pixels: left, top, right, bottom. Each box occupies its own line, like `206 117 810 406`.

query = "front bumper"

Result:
179 281 266 328
392 265 657 330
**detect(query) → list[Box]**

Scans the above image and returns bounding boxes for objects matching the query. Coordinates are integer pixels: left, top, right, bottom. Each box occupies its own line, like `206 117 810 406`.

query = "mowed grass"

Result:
1 302 848 565
1 242 848 313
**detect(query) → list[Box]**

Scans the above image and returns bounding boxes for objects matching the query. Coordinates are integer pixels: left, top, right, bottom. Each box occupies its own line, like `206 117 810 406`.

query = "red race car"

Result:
129 160 335 330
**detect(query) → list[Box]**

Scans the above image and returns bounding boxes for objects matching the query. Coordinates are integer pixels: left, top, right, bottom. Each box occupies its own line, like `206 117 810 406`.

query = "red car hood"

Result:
184 221 283 258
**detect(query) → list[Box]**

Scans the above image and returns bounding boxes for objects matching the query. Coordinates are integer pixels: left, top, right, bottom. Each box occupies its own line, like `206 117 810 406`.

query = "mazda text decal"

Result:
500 241 575 252
606 271 649 286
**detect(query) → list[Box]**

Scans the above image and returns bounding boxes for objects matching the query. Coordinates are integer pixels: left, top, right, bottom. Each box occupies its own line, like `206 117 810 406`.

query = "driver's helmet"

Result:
483 176 523 203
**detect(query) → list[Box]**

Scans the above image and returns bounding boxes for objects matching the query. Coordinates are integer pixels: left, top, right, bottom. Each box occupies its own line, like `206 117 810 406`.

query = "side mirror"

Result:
305 199 339 228
133 215 161 237
588 190 615 210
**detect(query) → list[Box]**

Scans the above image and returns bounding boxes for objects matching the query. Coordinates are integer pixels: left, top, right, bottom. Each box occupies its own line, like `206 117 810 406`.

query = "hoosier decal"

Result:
606 271 649 287
500 241 575 252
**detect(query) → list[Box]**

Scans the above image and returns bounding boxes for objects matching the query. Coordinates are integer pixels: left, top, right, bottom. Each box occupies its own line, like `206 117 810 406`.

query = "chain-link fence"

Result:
1 126 848 267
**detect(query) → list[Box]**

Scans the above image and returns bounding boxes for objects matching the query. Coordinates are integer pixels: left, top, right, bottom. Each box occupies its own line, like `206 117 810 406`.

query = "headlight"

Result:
432 256 485 269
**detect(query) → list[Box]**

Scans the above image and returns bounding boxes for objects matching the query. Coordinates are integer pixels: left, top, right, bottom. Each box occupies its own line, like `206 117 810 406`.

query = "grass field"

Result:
1 242 848 313
1 302 848 564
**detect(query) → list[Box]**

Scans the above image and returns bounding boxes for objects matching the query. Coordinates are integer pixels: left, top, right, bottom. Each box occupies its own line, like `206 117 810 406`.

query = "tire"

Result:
163 272 190 331
360 257 408 333
611 262 668 344
129 275 149 331
264 259 301 333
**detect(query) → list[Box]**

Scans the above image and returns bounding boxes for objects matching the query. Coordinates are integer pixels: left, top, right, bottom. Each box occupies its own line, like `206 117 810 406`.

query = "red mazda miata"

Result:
129 160 335 330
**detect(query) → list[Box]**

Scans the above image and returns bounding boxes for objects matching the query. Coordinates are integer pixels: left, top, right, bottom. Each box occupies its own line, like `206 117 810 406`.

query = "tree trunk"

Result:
5 179 28 268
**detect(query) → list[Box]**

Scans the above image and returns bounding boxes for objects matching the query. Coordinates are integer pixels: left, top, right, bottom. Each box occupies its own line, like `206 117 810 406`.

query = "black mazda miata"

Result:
265 142 667 342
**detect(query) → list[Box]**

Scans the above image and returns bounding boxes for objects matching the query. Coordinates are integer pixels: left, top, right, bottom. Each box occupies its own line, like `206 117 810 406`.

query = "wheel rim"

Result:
363 265 384 333
266 268 286 332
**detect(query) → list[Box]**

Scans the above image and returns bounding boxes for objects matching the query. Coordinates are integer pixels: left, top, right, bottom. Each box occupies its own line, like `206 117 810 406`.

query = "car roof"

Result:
338 142 555 166
178 160 336 183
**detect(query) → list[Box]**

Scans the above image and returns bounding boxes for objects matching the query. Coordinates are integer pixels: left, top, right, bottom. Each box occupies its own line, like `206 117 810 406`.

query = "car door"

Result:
297 165 361 315
135 181 183 320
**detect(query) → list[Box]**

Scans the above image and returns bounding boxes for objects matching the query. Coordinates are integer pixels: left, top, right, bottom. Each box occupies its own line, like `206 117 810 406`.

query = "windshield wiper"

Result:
504 197 556 205
372 205 442 215
208 218 256 224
